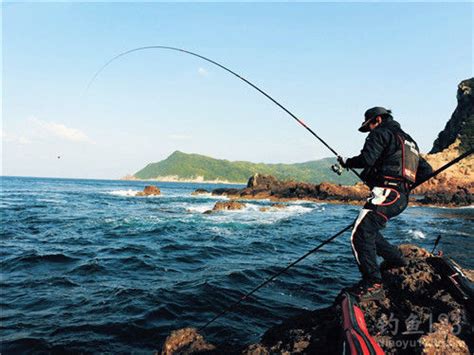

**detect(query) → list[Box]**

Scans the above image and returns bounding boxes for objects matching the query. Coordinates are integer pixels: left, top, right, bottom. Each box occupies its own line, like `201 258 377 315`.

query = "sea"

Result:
1 176 473 353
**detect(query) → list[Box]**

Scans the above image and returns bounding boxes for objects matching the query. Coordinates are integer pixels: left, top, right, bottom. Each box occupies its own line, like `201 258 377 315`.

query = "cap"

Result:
358 107 391 132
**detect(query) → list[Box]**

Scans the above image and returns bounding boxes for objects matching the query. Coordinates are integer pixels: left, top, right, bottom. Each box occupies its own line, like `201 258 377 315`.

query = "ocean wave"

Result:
186 203 215 213
107 189 141 197
105 190 163 198
202 203 316 225
3 253 79 266
407 229 426 240
190 193 228 200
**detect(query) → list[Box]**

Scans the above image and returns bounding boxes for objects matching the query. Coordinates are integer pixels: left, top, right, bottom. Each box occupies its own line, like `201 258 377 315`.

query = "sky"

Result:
1 2 473 179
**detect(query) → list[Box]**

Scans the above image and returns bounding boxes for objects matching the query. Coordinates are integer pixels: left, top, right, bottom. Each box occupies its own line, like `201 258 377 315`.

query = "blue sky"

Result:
2 2 473 179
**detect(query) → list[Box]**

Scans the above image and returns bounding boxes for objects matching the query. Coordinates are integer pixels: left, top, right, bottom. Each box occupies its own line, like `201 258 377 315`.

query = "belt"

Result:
377 176 410 191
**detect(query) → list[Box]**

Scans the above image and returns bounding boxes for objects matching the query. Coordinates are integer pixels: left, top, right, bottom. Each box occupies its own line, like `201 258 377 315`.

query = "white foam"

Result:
107 189 140 197
408 229 426 240
106 189 162 198
37 198 62 203
186 204 215 213
203 202 316 225
190 193 228 200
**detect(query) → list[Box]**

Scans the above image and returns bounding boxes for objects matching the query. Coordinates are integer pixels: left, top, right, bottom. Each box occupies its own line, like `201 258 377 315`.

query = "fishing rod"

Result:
87 45 363 181
197 148 473 331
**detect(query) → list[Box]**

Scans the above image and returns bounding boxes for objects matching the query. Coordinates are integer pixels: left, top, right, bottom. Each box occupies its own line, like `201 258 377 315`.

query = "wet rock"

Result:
211 188 242 197
136 185 161 196
213 201 246 211
259 203 287 212
419 321 470 354
191 189 210 196
247 173 282 190
419 187 472 206
204 201 246 214
161 327 216 355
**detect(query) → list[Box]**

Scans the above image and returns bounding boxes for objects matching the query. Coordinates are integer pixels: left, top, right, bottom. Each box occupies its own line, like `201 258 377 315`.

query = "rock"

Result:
419 321 470 354
247 173 281 189
161 327 216 355
136 185 161 196
211 175 369 205
213 201 246 211
191 188 210 196
419 187 472 206
259 204 287 212
204 201 246 214
430 78 474 154
211 188 242 197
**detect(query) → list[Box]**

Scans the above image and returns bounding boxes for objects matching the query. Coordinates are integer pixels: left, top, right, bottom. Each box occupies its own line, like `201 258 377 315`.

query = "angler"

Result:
337 107 433 301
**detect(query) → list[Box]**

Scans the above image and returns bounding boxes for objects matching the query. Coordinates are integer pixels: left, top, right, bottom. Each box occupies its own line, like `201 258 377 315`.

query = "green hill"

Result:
133 151 358 185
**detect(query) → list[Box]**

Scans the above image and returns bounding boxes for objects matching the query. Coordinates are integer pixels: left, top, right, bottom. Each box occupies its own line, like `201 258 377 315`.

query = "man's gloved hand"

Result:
337 156 349 169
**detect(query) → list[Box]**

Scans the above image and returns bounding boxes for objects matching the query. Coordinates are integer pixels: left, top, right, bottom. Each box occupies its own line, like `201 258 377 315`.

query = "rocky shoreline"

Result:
161 245 474 354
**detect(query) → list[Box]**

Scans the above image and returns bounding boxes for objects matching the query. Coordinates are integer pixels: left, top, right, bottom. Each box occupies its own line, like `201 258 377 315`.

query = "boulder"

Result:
419 321 470 354
213 201 246 211
204 201 247 214
161 328 215 355
247 173 281 189
136 185 161 196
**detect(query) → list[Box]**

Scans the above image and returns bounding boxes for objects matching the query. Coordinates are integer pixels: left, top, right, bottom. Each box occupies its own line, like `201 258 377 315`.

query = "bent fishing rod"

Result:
198 147 473 331
87 45 362 181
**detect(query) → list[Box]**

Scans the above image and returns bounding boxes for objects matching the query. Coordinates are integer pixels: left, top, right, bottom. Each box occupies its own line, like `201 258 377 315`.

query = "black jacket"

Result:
345 119 433 187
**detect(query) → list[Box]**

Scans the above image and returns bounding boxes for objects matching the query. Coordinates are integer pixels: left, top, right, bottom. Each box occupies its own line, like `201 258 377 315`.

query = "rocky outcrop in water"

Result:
161 245 474 354
136 185 161 196
209 173 369 204
203 201 247 214
430 78 474 154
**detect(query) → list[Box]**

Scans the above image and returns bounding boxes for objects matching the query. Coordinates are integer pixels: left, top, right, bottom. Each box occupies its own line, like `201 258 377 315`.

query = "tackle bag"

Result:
340 292 384 355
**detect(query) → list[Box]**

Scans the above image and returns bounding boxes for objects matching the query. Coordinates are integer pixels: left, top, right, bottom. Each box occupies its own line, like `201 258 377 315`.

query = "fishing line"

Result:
86 45 363 181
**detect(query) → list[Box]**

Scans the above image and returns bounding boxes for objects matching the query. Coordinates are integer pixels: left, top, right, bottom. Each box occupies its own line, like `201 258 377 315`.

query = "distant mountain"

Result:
132 151 358 185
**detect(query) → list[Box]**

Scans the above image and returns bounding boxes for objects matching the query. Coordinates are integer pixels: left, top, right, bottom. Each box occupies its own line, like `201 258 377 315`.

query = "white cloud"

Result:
197 67 208 76
169 134 192 140
1 130 32 145
29 117 92 143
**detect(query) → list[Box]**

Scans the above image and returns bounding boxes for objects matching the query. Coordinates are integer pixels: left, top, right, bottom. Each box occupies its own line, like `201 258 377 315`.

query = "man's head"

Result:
359 107 392 132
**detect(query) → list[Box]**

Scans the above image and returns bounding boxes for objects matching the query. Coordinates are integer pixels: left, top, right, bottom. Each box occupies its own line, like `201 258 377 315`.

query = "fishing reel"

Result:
331 163 343 175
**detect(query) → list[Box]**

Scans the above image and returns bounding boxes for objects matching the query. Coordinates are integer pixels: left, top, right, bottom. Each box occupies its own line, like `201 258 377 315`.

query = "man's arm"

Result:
343 129 390 169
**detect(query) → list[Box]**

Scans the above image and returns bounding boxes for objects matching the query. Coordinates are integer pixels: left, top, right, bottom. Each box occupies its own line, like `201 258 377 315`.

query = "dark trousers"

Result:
351 186 409 283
